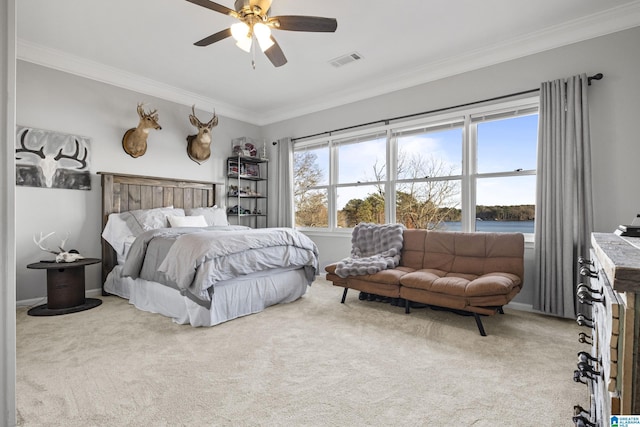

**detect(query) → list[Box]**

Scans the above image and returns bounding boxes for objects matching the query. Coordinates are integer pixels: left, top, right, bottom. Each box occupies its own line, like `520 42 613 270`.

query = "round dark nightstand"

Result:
26 258 102 316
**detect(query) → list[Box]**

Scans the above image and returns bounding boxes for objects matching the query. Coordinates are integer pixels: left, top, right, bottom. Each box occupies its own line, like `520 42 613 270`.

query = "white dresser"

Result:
575 233 640 426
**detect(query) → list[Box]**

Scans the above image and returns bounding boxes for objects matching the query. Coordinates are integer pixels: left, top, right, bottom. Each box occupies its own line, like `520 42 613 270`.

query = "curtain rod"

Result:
292 72 603 142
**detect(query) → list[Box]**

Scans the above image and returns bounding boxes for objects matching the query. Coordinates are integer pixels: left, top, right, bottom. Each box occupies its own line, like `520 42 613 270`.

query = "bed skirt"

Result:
104 265 310 326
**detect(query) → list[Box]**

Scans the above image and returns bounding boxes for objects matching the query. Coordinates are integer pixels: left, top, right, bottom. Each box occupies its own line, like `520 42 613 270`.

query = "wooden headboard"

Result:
99 172 221 291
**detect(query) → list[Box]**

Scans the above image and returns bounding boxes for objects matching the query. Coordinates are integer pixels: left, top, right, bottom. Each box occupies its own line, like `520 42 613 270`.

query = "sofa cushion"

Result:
465 273 522 297
348 266 415 285
400 230 428 270
401 270 521 297
422 231 524 278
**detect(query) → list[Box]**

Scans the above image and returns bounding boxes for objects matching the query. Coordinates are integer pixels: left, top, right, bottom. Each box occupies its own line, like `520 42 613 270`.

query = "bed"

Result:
99 172 319 326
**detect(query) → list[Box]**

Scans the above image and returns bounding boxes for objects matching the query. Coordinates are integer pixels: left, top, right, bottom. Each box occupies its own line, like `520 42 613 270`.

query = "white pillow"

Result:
123 207 185 234
168 215 208 228
102 206 185 259
185 206 229 226
102 213 133 259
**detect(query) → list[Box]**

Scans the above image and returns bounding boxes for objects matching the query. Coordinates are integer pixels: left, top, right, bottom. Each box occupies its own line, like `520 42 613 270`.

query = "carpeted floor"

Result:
16 278 586 426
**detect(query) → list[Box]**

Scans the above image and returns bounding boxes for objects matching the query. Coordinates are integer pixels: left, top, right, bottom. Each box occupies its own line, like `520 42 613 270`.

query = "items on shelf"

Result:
227 205 252 215
226 150 268 227
228 185 261 197
231 136 258 158
227 162 260 178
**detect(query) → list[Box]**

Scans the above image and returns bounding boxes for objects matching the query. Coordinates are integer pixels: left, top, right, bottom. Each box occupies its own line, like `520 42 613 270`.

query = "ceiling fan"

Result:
186 0 338 68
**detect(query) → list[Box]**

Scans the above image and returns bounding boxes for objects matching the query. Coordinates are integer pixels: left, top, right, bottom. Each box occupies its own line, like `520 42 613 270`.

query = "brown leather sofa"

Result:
325 230 525 336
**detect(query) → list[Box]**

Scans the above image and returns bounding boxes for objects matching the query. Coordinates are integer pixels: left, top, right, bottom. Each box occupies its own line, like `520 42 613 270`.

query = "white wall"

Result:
262 26 640 306
15 61 261 301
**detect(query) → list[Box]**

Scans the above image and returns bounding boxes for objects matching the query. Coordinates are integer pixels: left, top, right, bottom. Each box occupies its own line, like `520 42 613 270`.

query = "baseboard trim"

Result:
504 301 535 312
16 288 103 308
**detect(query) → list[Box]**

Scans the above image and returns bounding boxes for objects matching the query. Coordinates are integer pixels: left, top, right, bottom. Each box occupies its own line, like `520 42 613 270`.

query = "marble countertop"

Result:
592 232 640 293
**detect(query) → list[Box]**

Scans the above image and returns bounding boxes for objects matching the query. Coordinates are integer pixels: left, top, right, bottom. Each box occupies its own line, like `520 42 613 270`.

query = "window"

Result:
336 133 387 228
472 109 538 233
394 121 463 230
293 96 539 236
293 144 329 228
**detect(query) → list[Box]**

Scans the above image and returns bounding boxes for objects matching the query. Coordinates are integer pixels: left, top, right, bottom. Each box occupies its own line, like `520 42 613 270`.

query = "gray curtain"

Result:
533 73 594 318
274 137 294 227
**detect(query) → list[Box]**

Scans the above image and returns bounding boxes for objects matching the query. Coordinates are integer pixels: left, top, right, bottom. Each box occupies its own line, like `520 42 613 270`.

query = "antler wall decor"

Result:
122 103 162 158
15 127 91 190
186 105 218 164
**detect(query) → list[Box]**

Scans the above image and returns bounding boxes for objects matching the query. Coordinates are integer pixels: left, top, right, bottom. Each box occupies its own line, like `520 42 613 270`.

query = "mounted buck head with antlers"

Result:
186 105 218 164
33 232 84 263
122 103 162 158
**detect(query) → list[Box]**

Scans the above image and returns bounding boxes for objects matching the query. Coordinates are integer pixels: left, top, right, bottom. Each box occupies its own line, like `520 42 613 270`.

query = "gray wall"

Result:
262 26 640 307
15 61 261 301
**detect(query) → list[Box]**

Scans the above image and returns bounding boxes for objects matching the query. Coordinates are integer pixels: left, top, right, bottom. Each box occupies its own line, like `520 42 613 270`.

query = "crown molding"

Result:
17 39 258 124
259 1 640 124
18 1 640 126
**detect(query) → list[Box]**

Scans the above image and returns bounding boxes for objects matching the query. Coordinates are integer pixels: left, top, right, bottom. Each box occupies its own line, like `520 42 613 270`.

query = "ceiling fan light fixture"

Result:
230 22 250 41
254 23 274 52
235 36 252 52
188 0 337 68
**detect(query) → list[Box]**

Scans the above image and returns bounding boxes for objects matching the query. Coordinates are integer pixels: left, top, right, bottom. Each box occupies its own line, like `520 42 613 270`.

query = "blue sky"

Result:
300 113 538 209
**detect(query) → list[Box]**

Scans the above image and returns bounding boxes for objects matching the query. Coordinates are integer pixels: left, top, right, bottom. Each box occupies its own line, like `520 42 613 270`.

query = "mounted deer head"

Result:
33 231 84 263
186 105 218 164
15 128 88 188
122 103 162 158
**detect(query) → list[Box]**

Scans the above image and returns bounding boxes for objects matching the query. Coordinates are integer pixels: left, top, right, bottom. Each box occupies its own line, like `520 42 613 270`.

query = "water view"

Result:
438 220 535 234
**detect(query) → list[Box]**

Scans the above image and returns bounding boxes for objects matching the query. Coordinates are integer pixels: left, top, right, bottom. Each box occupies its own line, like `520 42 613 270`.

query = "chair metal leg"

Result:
498 306 504 314
341 288 348 304
473 313 487 336
405 299 411 314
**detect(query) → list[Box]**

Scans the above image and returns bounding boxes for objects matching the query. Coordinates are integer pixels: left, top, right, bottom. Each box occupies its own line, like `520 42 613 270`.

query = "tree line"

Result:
293 150 534 229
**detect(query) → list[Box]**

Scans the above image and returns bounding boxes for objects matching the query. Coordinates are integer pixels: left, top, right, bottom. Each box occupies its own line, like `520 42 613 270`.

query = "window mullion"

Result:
329 141 338 231
387 130 396 224
461 116 476 232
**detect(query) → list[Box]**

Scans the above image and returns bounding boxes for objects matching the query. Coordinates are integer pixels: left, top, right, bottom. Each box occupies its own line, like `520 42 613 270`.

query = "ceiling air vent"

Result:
330 52 363 68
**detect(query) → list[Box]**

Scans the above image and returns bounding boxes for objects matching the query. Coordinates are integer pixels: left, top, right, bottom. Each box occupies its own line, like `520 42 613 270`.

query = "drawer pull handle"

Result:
573 370 588 384
577 351 600 364
576 314 594 328
577 288 604 305
577 361 602 380
572 415 596 427
573 405 591 416
578 332 592 345
579 266 598 278
576 283 602 295
578 256 594 266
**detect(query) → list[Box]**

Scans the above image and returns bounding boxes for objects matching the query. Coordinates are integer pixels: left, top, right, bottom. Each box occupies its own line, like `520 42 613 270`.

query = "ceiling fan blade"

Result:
194 28 232 46
185 0 236 17
270 15 338 32
264 38 287 67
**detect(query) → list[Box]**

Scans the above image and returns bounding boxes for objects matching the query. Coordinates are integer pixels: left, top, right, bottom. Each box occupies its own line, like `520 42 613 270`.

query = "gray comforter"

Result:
122 226 319 308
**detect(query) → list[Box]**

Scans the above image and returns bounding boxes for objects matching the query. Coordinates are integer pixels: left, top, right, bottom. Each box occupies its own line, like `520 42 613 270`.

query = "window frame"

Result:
292 95 539 240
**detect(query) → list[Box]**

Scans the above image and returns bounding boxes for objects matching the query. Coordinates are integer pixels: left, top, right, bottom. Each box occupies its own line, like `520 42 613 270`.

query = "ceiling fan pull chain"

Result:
251 34 257 69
